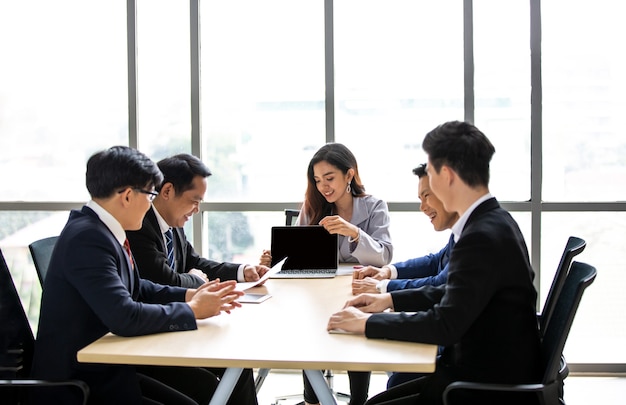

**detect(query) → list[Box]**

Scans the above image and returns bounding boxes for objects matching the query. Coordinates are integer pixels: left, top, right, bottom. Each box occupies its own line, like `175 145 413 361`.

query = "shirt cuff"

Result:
387 264 399 279
237 264 247 282
376 279 390 293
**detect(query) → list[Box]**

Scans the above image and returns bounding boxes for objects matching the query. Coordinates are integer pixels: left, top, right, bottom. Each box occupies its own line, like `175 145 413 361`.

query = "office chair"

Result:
28 235 58 286
443 261 597 405
539 236 586 333
0 248 90 405
538 236 586 398
285 209 300 226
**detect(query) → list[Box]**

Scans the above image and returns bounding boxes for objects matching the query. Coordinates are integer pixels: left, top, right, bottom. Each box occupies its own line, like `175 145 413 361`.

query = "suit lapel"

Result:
84 206 137 295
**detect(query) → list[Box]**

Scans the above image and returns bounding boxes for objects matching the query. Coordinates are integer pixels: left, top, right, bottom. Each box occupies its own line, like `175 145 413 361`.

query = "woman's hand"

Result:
319 215 359 240
259 249 272 266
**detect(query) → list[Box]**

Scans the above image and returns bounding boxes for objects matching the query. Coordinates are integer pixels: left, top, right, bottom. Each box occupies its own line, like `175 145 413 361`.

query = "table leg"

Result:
208 367 243 405
304 369 338 405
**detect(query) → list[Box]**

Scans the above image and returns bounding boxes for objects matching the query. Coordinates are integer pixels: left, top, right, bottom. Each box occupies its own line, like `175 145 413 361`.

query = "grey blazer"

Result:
298 194 393 266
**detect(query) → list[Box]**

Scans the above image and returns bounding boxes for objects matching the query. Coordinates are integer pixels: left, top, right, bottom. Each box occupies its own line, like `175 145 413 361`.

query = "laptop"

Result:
270 225 338 278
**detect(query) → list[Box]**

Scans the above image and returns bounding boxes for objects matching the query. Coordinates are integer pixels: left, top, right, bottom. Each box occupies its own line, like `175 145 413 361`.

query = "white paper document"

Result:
234 257 287 291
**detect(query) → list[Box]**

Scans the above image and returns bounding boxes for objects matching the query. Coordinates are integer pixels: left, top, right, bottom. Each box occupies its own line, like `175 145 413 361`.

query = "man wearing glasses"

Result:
31 146 248 404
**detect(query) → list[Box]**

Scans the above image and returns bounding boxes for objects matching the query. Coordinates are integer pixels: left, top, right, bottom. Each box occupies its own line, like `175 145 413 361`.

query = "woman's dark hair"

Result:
302 143 366 224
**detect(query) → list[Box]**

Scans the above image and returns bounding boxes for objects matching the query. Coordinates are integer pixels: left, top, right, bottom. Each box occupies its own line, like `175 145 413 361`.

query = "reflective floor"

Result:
255 369 626 405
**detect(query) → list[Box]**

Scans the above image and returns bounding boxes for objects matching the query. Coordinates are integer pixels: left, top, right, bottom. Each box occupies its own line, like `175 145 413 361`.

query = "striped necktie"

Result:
165 229 176 271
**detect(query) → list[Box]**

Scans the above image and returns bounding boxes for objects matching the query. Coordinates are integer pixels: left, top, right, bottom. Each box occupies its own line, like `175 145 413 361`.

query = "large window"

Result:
200 0 325 202
542 0 626 202
473 0 531 201
335 0 463 202
1 0 624 370
0 0 128 202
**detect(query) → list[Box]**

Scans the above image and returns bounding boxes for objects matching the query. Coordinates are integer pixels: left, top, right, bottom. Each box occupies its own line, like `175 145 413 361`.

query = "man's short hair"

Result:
422 121 495 187
156 154 212 194
86 146 163 199
412 163 427 178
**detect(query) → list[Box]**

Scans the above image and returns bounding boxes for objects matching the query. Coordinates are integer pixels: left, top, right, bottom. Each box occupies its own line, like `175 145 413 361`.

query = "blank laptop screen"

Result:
270 226 338 270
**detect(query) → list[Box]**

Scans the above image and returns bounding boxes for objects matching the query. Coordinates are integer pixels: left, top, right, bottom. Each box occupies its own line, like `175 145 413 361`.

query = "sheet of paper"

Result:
235 257 287 291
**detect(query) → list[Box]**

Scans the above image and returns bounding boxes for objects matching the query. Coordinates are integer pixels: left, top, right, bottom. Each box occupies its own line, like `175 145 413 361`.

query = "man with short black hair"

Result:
127 153 269 288
328 121 541 404
126 153 264 405
31 146 246 404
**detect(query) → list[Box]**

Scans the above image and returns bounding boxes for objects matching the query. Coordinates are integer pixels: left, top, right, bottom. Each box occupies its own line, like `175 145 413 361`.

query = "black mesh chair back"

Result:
285 209 300 226
541 261 596 384
540 236 586 333
28 236 59 286
0 247 89 404
443 260 597 405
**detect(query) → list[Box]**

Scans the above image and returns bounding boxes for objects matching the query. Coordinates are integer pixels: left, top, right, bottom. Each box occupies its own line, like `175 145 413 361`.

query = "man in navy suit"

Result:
327 121 541 404
351 162 458 389
351 163 458 296
31 146 251 404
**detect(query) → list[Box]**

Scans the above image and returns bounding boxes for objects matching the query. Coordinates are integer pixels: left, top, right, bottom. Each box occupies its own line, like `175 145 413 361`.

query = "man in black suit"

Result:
126 153 269 288
327 121 542 405
31 146 249 405
126 153 266 404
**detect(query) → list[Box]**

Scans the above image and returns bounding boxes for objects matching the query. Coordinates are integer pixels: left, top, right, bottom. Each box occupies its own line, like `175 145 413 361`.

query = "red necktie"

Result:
123 238 134 269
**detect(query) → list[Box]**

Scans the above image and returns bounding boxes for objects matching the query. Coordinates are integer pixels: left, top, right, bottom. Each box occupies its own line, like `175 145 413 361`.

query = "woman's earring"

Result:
346 182 351 193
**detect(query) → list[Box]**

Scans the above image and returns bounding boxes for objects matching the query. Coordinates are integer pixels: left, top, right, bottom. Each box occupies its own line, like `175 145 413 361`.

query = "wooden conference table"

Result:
77 266 438 404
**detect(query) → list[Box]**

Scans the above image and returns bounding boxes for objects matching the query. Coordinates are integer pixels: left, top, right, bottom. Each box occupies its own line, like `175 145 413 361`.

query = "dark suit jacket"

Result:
366 198 541 403
126 207 239 288
31 206 196 404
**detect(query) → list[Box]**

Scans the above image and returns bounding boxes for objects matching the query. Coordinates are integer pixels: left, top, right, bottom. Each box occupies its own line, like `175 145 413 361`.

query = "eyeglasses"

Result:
119 187 158 201
133 188 159 201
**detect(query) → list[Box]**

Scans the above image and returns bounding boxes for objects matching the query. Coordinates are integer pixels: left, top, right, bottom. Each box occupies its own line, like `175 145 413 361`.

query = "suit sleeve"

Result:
179 230 240 281
68 229 197 337
365 230 501 346
386 246 450 291
387 265 449 292
350 199 393 266
127 223 204 288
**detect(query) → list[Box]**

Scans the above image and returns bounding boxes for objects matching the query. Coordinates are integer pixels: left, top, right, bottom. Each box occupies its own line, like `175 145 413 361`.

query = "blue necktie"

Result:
165 229 176 271
440 234 455 270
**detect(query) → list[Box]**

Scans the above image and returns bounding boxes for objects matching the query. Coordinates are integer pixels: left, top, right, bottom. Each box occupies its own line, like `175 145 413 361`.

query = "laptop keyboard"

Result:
271 269 337 279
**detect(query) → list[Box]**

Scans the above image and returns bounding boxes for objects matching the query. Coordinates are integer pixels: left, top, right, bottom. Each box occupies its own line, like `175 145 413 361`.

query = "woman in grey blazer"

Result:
290 142 394 405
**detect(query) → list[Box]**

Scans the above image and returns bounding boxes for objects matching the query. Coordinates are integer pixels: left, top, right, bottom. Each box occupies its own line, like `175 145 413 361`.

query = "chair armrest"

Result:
442 381 548 405
0 379 89 405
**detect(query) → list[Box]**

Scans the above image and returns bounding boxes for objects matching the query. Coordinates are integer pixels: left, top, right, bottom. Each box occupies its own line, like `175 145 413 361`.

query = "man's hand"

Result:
327 306 370 335
259 249 272 267
244 265 270 283
343 293 394 313
188 268 208 283
353 265 391 280
186 279 243 319
352 277 380 295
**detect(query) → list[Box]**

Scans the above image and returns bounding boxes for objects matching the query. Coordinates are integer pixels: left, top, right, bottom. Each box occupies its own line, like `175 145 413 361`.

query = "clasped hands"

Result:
351 265 391 295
